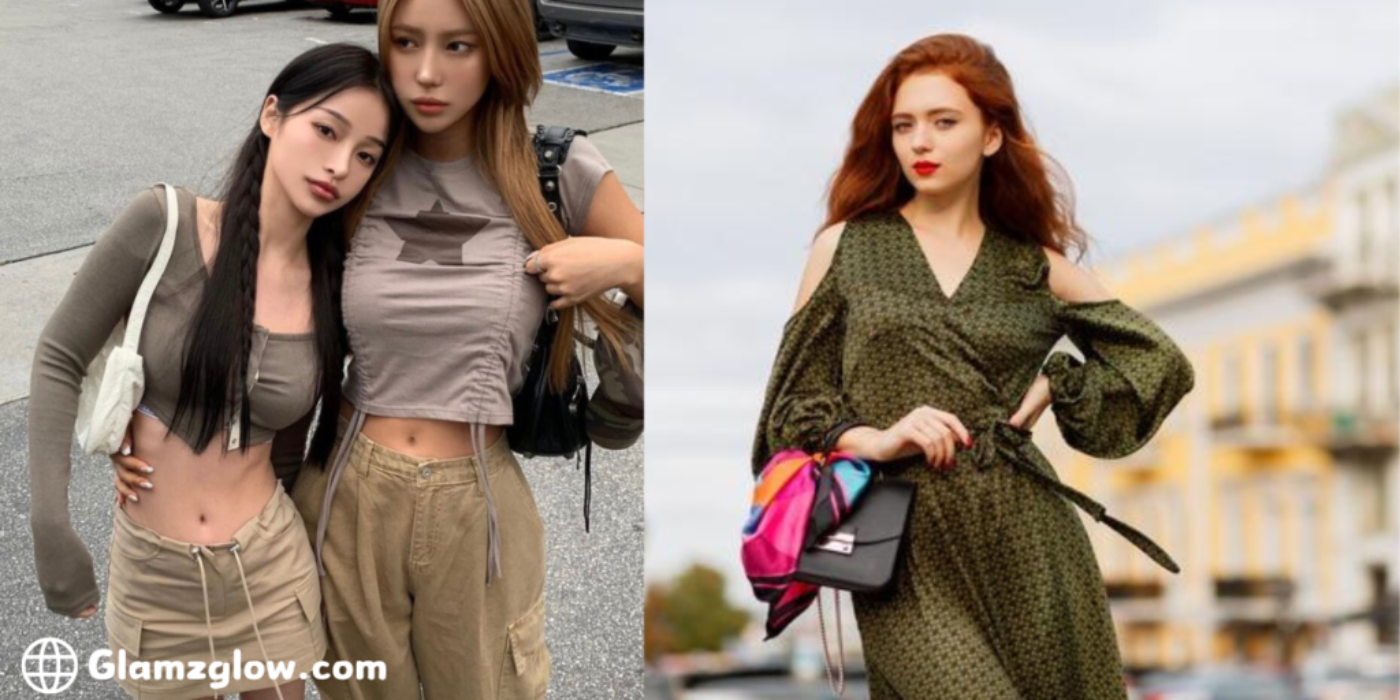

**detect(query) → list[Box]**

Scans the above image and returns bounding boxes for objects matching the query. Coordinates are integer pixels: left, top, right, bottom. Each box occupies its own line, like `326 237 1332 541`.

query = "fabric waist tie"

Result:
956 420 1181 574
313 407 503 585
190 542 286 700
471 421 503 584
314 407 366 577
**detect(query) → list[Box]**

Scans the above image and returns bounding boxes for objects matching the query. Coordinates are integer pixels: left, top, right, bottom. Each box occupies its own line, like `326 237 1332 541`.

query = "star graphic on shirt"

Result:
386 200 491 266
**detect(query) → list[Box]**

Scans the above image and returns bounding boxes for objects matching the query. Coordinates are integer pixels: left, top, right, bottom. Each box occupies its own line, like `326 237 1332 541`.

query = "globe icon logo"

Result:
22 638 79 694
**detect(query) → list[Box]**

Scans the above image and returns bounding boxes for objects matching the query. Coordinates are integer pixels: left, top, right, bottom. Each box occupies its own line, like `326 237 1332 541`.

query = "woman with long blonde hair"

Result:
753 34 1191 699
114 0 642 697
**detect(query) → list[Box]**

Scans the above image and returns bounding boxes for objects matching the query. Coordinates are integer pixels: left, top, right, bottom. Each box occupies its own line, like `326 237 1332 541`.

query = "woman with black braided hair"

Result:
27 43 400 699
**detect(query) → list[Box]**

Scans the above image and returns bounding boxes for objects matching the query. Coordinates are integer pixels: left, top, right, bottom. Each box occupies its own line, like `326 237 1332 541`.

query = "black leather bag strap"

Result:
533 124 587 227
531 124 596 532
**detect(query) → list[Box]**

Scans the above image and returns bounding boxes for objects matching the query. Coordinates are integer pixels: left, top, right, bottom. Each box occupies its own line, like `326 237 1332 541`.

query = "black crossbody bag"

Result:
508 125 595 530
793 473 916 592
794 423 916 592
791 424 917 697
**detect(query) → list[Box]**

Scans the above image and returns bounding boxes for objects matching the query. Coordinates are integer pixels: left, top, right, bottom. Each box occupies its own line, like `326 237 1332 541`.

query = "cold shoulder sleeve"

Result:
28 186 167 616
1041 299 1195 459
751 263 854 475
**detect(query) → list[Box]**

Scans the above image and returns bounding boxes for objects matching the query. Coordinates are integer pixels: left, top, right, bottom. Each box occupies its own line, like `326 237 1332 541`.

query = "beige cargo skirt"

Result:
104 482 327 700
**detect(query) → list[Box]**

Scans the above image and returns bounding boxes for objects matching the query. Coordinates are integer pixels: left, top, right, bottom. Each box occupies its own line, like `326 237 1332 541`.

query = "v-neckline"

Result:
895 211 991 303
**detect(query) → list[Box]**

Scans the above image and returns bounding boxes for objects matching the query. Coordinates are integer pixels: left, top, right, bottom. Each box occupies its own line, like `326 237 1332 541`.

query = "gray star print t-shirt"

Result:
342 136 612 425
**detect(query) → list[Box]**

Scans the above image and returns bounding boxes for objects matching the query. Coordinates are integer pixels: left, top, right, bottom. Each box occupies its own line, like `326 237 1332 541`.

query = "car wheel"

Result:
327 3 352 20
567 40 616 61
148 0 186 12
196 0 238 17
532 1 552 41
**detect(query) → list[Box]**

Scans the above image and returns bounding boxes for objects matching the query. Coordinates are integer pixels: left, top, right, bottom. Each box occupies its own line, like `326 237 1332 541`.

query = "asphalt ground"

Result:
0 1 645 697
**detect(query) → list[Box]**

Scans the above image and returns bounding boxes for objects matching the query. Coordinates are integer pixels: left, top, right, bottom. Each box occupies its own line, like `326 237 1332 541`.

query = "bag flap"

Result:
838 479 915 544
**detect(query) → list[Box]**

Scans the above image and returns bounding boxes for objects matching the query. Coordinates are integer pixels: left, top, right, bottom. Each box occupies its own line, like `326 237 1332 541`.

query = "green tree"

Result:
643 583 674 662
650 563 749 656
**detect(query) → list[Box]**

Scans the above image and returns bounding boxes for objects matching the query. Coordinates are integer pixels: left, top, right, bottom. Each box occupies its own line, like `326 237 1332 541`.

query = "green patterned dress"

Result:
752 211 1195 700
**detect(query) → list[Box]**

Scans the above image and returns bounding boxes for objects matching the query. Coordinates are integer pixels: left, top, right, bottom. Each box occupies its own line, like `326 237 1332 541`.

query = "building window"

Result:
1387 176 1399 266
1355 330 1371 414
1381 461 1394 534
1298 481 1318 606
1223 350 1242 418
1358 466 1385 535
1297 335 1316 412
1262 481 1282 573
1261 344 1280 424
1357 189 1372 278
1222 483 1244 575
1387 323 1398 411
1370 565 1397 646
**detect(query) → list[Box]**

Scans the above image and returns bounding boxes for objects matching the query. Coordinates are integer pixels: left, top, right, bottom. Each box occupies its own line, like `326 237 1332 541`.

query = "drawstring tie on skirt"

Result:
190 541 285 700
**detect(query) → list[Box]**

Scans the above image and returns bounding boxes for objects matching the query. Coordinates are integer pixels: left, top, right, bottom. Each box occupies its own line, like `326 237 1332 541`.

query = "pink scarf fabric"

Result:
741 449 871 638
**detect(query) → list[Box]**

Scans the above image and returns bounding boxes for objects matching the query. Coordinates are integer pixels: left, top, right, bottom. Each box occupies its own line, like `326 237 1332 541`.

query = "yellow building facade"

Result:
1037 86 1400 671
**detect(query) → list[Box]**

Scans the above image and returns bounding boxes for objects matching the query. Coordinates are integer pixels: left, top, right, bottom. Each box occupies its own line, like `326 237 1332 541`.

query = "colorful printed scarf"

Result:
741 449 872 638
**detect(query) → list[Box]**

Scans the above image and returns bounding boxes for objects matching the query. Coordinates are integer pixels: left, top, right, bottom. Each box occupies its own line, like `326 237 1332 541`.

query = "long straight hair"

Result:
376 0 637 391
824 34 1087 258
169 43 403 467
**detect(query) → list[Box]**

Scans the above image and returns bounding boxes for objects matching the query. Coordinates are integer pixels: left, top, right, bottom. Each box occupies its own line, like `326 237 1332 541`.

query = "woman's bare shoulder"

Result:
1041 245 1114 303
792 222 847 313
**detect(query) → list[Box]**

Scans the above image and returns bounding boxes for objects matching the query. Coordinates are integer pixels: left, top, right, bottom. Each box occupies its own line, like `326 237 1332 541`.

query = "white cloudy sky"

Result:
642 0 1399 603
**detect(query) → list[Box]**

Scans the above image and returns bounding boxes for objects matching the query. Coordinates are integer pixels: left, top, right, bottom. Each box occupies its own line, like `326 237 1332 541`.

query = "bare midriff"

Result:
120 411 279 545
340 398 503 459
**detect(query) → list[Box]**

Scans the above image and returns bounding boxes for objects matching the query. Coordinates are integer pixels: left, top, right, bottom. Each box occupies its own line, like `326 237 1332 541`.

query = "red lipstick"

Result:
913 161 940 177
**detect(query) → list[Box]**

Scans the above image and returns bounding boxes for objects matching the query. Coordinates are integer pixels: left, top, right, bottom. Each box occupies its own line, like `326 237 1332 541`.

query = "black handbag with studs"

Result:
508 125 596 529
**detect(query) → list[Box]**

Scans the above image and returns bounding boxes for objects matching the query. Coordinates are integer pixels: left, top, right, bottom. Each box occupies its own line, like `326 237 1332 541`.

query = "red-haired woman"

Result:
753 34 1195 699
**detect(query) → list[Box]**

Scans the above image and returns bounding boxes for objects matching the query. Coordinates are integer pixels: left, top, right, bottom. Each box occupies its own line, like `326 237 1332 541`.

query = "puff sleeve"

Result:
751 264 855 475
1042 299 1195 459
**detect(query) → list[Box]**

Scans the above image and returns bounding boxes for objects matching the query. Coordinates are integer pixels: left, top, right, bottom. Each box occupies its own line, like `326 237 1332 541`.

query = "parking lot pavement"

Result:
0 1 644 698
0 0 643 264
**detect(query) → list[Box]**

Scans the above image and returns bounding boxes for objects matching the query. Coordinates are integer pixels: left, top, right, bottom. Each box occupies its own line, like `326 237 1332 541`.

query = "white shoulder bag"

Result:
74 183 180 456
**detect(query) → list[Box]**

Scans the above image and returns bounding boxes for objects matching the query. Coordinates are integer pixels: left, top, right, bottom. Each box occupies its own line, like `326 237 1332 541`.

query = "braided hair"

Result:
170 43 400 466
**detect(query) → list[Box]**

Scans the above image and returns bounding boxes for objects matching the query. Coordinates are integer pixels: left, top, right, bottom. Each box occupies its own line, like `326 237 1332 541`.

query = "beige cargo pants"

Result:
290 415 550 700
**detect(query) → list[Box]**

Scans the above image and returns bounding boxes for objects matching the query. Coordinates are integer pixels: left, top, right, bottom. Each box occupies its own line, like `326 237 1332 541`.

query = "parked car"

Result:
306 0 551 35
1300 666 1400 700
305 0 376 20
1136 666 1306 700
538 0 642 60
147 0 258 17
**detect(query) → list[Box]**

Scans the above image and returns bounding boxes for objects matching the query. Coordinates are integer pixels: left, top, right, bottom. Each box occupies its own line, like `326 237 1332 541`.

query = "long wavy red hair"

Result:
823 33 1086 258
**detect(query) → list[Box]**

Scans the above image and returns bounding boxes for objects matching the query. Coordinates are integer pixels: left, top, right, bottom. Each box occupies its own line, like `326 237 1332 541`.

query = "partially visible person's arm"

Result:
29 186 165 617
527 136 644 309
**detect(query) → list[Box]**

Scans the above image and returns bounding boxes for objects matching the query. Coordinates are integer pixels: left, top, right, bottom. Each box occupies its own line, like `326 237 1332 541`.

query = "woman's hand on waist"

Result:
111 425 152 507
525 236 643 310
838 406 972 469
